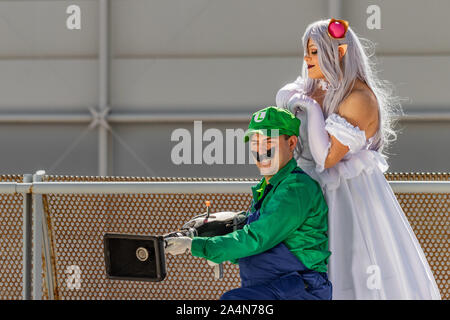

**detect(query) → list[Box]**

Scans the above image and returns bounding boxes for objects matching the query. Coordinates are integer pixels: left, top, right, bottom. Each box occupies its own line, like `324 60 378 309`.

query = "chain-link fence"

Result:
0 173 448 300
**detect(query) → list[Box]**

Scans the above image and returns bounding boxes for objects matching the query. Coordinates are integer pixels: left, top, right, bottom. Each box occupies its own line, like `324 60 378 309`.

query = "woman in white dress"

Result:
276 18 441 299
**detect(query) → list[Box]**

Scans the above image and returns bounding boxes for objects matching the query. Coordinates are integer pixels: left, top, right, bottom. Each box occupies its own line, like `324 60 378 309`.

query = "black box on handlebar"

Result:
103 211 247 282
104 233 167 282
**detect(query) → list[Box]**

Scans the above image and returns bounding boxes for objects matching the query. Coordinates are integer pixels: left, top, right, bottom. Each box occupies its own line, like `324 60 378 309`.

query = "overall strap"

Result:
252 167 305 212
291 168 306 175
253 183 274 212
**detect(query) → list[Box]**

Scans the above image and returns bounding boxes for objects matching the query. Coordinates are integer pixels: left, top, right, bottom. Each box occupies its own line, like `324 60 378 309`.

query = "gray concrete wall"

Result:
0 0 449 177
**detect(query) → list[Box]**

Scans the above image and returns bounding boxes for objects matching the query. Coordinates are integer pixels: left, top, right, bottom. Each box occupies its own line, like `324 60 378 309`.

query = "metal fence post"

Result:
33 170 56 300
22 174 33 300
31 171 43 300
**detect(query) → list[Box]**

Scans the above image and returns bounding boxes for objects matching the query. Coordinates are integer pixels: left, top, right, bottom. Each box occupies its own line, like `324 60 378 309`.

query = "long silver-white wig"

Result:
298 19 404 154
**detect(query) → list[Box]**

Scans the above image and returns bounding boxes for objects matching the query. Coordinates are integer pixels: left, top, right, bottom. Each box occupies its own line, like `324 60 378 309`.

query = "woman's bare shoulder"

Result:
337 84 379 131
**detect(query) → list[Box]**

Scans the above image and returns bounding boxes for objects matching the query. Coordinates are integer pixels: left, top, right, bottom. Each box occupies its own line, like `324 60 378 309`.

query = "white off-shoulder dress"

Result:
293 110 441 300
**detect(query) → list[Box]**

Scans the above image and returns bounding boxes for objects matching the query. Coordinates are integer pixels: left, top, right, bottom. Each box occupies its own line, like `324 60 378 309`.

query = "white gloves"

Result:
182 211 242 229
276 79 332 173
275 77 306 110
287 93 331 172
165 236 192 255
165 235 218 268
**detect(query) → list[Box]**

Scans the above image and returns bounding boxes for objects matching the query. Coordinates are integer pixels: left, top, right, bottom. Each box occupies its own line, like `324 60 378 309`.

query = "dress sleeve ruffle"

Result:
296 150 389 191
295 112 389 191
325 113 367 154
319 150 389 190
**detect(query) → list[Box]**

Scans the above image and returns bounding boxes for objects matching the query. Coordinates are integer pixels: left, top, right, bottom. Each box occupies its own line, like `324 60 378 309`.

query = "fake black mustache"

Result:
251 147 275 162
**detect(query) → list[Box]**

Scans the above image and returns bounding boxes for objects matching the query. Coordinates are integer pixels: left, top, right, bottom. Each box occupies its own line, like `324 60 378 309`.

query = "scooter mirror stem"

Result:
205 200 211 220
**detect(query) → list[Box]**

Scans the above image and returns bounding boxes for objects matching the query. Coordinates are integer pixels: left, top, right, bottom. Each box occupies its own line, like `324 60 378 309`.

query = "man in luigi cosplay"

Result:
166 106 332 300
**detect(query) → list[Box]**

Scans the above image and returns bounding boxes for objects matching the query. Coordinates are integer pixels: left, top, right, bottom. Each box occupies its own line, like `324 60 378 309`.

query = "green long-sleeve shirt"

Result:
190 157 331 272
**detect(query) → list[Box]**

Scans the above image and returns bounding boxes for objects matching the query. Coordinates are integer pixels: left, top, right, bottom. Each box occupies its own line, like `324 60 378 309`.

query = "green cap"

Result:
244 106 301 143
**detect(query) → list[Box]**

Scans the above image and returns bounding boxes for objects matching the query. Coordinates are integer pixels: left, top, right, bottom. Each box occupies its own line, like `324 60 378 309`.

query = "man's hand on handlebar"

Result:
165 237 192 256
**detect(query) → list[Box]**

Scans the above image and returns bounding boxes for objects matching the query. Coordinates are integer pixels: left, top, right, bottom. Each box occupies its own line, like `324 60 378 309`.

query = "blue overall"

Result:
220 169 333 300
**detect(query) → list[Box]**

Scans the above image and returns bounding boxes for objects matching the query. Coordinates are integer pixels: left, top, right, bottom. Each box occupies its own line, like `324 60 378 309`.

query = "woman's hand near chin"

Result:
275 77 306 110
286 93 322 116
